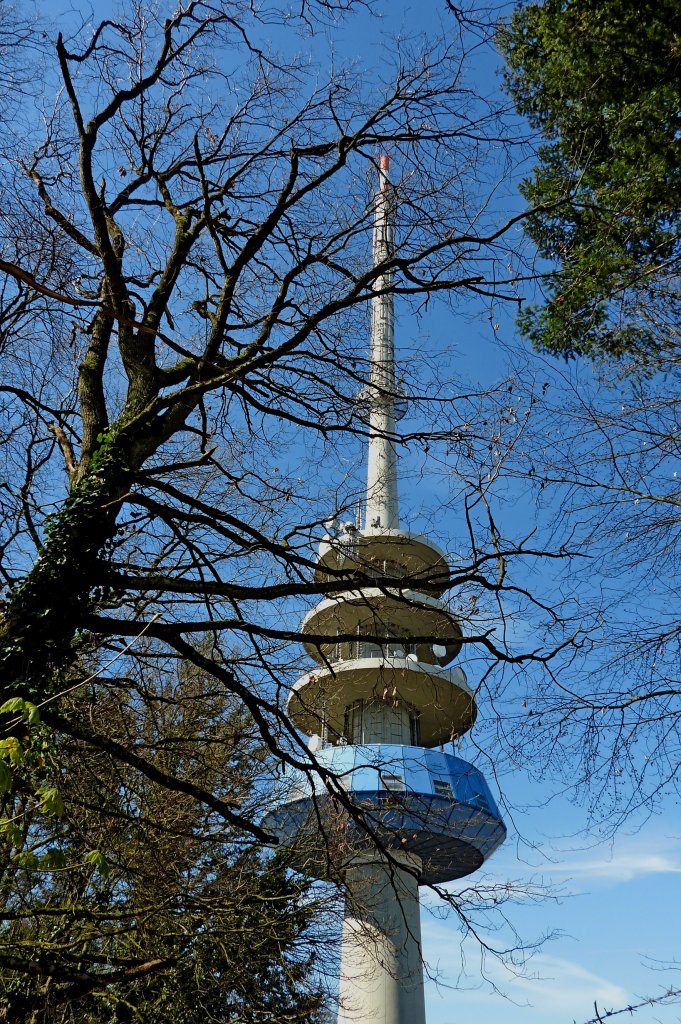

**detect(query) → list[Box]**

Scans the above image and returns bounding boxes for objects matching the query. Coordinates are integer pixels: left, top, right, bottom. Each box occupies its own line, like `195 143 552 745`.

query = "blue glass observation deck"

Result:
264 743 506 885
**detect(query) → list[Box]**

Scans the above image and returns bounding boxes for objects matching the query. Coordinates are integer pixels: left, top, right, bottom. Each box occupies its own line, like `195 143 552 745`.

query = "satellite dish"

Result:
307 733 323 753
406 652 419 663
432 643 447 659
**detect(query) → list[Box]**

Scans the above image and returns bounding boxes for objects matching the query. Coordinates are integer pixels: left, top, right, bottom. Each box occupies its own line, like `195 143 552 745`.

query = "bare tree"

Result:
472 350 680 832
0 2 560 802
0 0 574 1008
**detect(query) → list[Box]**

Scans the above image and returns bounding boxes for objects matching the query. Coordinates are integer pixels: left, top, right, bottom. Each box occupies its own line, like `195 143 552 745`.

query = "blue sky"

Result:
423 819 681 1024
317 3 680 1020
41 1 680 1019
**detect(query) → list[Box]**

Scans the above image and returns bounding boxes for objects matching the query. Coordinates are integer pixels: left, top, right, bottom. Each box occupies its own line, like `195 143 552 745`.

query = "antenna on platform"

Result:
365 154 399 532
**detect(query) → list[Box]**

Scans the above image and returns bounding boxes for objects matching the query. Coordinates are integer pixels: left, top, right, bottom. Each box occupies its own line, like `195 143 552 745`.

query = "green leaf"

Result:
25 702 41 726
0 760 11 793
0 736 24 766
0 818 23 847
0 697 28 715
84 849 110 878
12 850 38 869
0 698 40 725
42 847 67 869
37 786 64 818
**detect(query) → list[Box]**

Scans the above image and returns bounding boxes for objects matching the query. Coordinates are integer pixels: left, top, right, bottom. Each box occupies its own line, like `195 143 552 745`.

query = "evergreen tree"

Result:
0 658 333 1022
499 0 681 365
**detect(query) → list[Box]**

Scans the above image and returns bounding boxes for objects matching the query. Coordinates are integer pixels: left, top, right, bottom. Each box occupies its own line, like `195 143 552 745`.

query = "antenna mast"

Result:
365 154 399 531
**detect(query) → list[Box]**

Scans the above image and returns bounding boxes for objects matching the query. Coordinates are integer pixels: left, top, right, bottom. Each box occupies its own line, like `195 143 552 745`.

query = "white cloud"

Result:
547 851 681 883
494 954 630 1013
538 834 681 884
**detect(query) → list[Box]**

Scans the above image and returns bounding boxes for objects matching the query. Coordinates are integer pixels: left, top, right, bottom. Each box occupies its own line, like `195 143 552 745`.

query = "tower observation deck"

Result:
264 157 506 1024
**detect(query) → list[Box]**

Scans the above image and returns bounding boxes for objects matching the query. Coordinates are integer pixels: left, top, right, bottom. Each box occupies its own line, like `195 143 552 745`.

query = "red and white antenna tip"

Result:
378 154 390 191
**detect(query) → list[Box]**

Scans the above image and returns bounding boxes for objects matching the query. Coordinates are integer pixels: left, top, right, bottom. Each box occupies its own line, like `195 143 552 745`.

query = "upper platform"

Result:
301 588 463 666
315 528 452 596
288 659 476 746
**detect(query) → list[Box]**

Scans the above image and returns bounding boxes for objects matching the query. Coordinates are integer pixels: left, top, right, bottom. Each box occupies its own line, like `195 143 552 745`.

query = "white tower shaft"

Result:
337 854 425 1024
339 158 426 1024
365 155 399 532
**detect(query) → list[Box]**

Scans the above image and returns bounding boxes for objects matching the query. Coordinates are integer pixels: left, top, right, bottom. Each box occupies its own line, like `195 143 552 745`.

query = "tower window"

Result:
433 779 453 800
343 698 421 745
382 773 405 793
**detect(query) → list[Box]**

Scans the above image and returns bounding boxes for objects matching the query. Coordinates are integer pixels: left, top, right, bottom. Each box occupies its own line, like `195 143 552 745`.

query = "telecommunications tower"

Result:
265 157 506 1024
